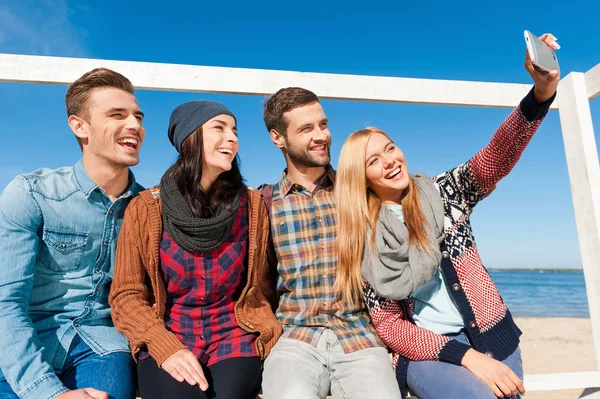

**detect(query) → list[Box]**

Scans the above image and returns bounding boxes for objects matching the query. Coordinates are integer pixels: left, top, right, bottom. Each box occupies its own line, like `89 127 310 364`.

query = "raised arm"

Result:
436 33 560 209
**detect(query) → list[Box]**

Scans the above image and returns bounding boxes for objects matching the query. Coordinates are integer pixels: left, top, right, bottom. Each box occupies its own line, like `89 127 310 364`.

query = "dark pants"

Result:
138 356 262 399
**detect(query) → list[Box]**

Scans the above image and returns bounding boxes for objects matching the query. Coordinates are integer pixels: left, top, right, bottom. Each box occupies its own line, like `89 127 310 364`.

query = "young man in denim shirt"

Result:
0 68 145 399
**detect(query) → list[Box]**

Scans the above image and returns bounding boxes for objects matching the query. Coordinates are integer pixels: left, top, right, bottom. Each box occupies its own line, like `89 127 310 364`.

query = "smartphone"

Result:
524 30 559 73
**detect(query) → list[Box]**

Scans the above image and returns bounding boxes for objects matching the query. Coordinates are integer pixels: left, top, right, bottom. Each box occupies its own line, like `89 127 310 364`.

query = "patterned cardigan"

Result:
363 87 554 397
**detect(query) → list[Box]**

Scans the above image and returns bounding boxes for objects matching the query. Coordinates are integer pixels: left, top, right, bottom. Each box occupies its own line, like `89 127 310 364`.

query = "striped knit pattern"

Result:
365 90 550 383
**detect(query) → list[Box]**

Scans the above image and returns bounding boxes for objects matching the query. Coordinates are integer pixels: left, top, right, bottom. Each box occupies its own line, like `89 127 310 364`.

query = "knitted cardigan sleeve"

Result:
365 282 471 365
109 195 186 366
437 87 554 210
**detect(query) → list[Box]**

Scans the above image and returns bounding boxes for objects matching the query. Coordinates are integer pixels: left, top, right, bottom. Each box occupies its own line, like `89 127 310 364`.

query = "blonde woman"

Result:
334 34 559 399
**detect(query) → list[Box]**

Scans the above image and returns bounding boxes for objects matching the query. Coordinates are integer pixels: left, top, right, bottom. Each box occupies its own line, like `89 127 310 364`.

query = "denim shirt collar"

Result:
73 159 138 199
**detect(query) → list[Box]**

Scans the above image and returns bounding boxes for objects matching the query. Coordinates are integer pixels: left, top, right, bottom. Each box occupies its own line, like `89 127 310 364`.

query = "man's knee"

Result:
263 355 329 398
331 348 401 398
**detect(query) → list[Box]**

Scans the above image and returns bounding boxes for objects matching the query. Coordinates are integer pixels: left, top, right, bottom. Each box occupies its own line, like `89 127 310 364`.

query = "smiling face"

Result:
200 114 238 186
365 132 410 204
71 87 145 169
279 101 331 167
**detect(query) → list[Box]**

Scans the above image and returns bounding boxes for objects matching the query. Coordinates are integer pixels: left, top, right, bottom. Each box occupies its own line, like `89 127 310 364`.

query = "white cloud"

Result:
0 0 89 57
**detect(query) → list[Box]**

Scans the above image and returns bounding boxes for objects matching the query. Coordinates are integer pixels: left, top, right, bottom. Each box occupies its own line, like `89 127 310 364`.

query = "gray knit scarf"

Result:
361 173 445 301
160 166 240 254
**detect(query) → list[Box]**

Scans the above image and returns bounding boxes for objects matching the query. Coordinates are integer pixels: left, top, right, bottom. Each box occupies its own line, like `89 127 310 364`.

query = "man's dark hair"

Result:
263 87 319 137
65 68 135 150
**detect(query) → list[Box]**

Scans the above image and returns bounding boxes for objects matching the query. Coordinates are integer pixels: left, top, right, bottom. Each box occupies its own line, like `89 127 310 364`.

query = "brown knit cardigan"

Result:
109 186 282 367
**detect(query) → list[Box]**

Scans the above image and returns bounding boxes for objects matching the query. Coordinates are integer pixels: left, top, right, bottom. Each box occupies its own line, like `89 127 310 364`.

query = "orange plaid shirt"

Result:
269 167 384 353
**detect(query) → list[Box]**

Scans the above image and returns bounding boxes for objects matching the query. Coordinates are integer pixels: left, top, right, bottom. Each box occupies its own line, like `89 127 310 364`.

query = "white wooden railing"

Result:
1 53 599 396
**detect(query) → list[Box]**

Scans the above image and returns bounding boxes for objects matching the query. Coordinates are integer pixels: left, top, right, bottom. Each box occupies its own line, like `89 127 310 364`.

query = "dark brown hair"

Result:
65 68 135 149
263 87 319 137
172 127 246 218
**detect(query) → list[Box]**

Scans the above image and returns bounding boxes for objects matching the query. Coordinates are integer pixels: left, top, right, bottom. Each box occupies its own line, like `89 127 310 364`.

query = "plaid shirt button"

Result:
270 169 383 353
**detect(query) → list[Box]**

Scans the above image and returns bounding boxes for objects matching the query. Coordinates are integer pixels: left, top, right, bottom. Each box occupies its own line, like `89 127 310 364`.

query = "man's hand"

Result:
525 33 561 103
56 388 108 399
161 349 209 391
462 348 525 398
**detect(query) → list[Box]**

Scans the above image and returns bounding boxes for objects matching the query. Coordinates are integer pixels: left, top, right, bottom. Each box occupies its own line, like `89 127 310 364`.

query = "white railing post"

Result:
586 63 600 100
557 72 600 372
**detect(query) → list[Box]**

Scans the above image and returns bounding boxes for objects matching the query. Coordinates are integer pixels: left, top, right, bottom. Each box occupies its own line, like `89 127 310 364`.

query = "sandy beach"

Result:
516 317 597 399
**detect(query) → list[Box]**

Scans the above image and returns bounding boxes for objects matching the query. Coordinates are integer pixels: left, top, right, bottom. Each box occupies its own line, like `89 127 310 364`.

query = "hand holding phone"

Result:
524 30 560 74
523 31 560 103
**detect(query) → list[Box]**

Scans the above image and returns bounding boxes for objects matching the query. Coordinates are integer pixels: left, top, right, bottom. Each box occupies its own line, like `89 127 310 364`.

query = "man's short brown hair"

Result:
263 87 319 137
65 68 135 149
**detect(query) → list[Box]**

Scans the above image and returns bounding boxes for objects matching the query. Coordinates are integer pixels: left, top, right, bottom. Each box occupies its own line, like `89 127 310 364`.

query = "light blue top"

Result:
386 204 464 335
0 160 142 399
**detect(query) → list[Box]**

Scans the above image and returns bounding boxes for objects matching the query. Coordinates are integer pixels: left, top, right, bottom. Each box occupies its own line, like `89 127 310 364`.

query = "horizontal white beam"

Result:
524 372 600 392
586 62 600 100
0 53 558 109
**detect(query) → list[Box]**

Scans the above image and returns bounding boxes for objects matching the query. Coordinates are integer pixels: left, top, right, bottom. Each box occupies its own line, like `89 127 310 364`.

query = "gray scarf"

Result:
361 173 445 301
160 166 241 254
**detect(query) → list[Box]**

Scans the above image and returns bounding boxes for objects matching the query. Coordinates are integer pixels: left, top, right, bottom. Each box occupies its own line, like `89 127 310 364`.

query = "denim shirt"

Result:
0 160 143 399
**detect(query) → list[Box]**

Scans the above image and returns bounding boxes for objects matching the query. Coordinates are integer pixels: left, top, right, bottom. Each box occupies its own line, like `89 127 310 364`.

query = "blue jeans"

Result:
0 335 135 399
407 332 523 399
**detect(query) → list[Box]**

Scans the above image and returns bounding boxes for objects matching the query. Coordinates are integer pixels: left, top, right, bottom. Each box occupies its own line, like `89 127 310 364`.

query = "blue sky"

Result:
1 0 599 269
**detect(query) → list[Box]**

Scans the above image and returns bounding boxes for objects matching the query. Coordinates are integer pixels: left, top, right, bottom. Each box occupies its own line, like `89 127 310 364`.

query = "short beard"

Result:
286 143 330 168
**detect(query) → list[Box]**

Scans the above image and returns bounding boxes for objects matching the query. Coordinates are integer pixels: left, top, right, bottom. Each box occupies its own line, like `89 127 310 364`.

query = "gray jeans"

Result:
262 328 401 399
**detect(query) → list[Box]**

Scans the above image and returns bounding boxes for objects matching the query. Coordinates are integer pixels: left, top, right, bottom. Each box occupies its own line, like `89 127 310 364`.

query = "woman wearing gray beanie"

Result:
110 100 282 399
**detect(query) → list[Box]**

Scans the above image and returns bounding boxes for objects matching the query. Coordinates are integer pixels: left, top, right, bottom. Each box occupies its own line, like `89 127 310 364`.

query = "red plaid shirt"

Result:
141 193 258 366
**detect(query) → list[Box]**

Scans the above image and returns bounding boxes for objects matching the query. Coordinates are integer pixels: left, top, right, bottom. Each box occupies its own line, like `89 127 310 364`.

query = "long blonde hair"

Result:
335 128 432 305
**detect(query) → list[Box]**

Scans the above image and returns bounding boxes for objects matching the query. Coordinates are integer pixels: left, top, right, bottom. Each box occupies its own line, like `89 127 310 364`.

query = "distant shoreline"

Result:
516 314 590 318
488 268 583 273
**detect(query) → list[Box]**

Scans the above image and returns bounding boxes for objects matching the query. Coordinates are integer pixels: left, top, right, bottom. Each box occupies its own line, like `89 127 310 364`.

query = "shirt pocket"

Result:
214 241 247 297
39 229 88 272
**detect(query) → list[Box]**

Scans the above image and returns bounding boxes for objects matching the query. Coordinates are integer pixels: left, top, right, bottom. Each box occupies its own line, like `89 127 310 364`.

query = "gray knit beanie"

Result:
168 100 236 153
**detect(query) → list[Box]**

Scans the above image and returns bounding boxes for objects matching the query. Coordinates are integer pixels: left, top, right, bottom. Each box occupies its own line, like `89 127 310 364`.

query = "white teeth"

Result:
117 138 138 145
218 149 233 155
311 145 325 151
386 167 401 179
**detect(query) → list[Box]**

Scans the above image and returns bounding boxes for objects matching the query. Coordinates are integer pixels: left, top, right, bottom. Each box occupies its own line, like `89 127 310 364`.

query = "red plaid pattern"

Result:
143 193 258 366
